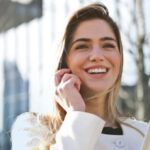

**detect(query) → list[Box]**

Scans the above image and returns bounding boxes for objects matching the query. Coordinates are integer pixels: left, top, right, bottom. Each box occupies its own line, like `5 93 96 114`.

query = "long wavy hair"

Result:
41 2 123 145
55 2 123 120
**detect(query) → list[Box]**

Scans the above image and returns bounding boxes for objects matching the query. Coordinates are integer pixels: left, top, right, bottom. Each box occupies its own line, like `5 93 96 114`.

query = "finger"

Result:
60 73 74 83
55 68 71 86
63 76 81 90
74 79 81 91
69 74 81 91
61 74 81 90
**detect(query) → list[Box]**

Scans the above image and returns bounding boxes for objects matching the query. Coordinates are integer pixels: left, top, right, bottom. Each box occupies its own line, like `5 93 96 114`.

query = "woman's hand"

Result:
55 68 85 112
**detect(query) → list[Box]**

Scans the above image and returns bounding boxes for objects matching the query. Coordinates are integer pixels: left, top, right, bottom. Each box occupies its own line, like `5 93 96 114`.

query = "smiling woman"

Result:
11 2 149 150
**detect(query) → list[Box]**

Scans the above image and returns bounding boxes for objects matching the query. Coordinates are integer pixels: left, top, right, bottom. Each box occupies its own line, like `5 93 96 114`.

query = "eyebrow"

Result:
71 37 117 46
101 37 116 42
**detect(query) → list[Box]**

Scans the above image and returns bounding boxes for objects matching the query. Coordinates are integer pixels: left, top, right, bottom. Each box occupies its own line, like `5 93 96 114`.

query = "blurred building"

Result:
0 61 29 150
0 0 42 149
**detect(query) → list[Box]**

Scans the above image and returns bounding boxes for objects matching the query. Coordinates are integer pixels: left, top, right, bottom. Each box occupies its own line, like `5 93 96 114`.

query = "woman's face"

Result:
66 19 121 96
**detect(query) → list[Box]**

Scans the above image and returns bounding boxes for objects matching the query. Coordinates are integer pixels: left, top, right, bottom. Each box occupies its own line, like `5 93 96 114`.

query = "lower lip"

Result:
86 72 108 79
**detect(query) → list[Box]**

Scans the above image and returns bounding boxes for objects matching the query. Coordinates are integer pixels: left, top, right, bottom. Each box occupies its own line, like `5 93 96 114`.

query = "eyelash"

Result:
103 44 115 48
74 43 116 50
75 45 89 50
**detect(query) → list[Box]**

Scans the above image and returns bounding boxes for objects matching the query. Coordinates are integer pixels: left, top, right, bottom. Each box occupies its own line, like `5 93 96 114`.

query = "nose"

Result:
89 46 105 62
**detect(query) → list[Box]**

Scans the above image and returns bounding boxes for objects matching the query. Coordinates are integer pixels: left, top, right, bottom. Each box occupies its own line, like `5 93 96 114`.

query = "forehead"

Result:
72 19 116 41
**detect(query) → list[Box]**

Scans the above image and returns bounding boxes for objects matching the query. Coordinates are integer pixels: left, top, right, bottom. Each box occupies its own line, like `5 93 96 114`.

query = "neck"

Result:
85 96 119 128
85 95 107 120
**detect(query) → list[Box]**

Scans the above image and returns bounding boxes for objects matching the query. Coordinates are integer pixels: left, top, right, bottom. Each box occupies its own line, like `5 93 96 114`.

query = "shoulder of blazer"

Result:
122 117 149 136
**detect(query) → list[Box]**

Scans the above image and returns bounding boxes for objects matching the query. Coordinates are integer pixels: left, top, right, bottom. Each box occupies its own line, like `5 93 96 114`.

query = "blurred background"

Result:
0 0 150 149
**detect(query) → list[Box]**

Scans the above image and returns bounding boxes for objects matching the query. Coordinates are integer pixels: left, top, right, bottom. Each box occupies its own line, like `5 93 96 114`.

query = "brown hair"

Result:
43 2 123 145
56 2 123 123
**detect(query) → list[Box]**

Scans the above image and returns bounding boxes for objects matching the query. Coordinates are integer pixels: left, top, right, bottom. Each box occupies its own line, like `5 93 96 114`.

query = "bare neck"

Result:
85 96 119 128
85 96 107 120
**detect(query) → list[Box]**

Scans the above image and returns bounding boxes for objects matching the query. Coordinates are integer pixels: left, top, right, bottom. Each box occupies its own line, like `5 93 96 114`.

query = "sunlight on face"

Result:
66 19 121 96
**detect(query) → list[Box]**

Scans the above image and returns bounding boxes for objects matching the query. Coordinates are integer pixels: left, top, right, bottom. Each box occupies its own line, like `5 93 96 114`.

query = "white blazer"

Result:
11 111 149 150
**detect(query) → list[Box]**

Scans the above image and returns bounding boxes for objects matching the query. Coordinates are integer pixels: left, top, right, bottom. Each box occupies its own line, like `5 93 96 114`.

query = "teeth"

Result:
87 68 107 74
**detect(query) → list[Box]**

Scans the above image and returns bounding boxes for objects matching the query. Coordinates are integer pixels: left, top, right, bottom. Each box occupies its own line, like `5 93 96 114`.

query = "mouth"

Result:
85 66 109 75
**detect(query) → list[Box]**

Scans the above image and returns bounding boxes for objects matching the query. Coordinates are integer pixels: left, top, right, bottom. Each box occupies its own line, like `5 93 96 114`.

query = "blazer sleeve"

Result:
11 112 52 150
51 111 105 150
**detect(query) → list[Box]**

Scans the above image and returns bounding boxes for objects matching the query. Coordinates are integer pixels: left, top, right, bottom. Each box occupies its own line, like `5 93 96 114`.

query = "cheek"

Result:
66 56 79 73
67 53 85 68
108 52 121 71
113 53 121 75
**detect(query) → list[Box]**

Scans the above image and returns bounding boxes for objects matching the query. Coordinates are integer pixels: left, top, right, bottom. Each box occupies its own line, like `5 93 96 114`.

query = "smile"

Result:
85 66 109 75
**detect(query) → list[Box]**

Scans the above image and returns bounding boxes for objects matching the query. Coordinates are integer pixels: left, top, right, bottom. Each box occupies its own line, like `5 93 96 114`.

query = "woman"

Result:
11 2 149 150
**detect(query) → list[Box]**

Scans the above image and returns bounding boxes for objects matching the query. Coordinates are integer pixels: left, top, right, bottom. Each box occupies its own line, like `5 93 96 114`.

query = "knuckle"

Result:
63 73 71 78
56 83 69 93
56 86 63 94
55 70 61 76
62 82 70 89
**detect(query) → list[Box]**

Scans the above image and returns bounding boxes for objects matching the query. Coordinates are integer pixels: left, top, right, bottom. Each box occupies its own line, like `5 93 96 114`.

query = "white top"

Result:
11 111 149 150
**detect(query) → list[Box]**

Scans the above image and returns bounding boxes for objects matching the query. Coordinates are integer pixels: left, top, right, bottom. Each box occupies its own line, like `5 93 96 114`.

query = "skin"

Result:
55 19 121 123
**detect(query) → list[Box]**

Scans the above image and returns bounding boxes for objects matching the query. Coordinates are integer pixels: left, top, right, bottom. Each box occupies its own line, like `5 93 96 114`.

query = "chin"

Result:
81 85 110 97
88 84 111 91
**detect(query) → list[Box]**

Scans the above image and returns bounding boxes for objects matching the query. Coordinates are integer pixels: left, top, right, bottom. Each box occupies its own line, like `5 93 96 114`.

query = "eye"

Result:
103 43 116 49
75 44 89 50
